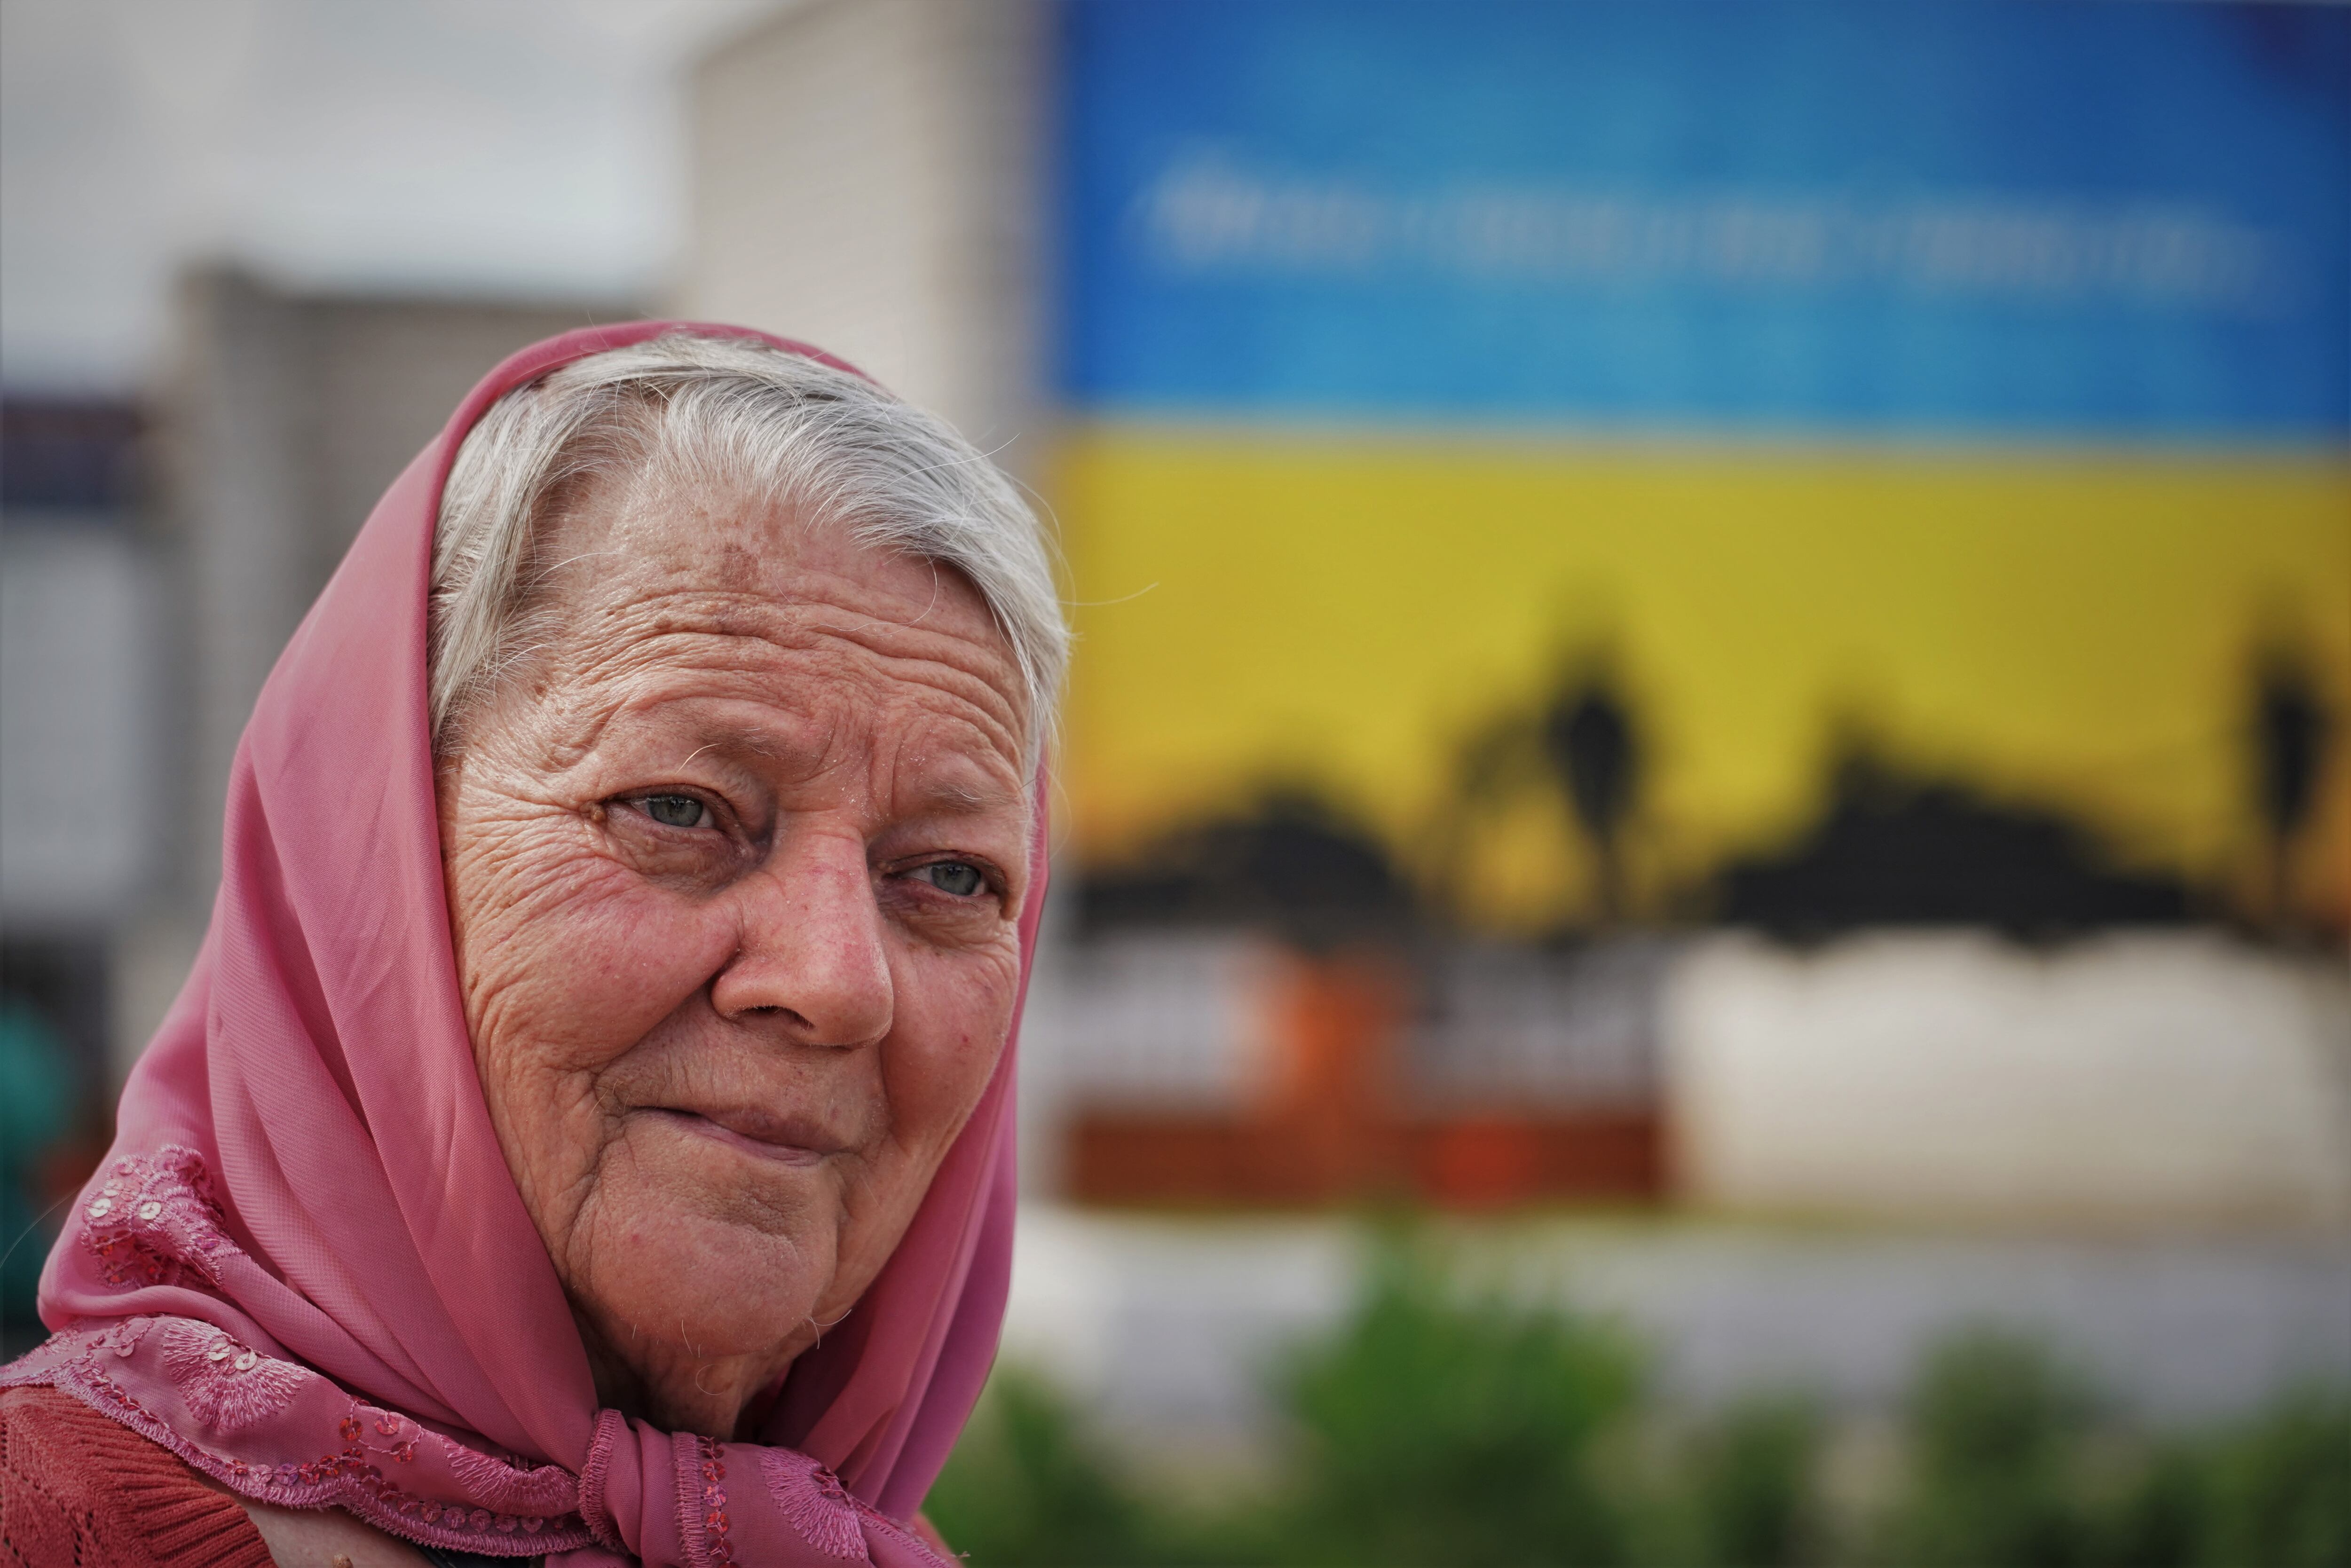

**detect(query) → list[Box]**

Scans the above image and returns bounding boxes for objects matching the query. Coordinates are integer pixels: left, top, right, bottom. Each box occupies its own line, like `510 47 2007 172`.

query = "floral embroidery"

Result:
158 1319 308 1434
81 1147 240 1289
438 1432 581 1518
759 1445 866 1560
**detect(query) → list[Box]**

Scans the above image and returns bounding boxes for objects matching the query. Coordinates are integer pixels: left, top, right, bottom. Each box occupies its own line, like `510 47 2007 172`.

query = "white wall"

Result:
678 0 1047 467
1665 930 2351 1232
1001 1206 2351 1457
1 0 764 393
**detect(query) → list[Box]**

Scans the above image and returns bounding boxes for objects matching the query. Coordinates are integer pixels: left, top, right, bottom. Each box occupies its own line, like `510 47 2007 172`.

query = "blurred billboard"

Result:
1051 0 2350 938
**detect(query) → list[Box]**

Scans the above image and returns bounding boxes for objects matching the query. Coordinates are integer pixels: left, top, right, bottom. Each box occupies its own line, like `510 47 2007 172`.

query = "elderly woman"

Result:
0 324 1063 1567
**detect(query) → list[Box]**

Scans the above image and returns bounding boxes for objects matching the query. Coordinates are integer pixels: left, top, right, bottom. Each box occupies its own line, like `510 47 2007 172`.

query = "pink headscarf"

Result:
2 323 1036 1566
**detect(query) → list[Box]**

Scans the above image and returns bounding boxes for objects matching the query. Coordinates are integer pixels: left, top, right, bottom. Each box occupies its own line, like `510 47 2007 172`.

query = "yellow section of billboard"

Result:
1055 430 2351 930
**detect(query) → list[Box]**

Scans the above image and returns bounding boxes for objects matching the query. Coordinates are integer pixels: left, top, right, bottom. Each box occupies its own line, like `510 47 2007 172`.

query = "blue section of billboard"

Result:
1057 0 2351 437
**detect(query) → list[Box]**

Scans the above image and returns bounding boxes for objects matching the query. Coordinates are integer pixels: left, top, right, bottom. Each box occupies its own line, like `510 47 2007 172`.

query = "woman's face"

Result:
435 473 1032 1438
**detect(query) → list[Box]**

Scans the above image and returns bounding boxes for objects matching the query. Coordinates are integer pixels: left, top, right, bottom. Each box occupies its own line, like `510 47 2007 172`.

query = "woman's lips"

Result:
646 1106 844 1167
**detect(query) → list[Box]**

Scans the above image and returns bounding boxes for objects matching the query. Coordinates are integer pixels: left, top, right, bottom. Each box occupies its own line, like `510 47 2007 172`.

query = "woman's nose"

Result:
708 828 893 1047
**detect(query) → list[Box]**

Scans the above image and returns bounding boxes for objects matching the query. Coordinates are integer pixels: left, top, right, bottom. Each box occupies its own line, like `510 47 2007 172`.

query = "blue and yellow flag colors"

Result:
1051 0 2351 930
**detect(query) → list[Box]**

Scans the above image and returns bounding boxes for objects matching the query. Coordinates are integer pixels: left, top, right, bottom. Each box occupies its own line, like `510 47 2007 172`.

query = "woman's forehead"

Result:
578 480 972 609
549 482 1003 655
517 511 1026 782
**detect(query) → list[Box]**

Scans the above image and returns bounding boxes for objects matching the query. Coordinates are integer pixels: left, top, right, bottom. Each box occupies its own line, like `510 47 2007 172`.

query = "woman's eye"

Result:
913 861 986 897
642 794 708 829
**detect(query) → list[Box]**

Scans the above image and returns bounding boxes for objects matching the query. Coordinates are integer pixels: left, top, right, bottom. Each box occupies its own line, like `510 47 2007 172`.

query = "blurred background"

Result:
2 1 2345 1561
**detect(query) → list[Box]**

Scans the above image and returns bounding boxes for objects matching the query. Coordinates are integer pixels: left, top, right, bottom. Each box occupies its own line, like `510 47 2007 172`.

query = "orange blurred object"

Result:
1066 949 1665 1209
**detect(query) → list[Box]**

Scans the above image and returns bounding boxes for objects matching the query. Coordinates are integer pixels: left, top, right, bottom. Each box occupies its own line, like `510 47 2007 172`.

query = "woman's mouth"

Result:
644 1106 845 1167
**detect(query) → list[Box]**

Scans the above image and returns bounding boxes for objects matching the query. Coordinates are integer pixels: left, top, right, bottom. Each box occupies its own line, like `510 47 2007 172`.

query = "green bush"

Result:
1887 1329 2097 1568
922 1366 1171 1565
2096 1441 2204 1568
1878 1331 2351 1568
1263 1236 1643 1566
924 1243 2349 1568
2199 1388 2351 1568
1676 1395 1825 1568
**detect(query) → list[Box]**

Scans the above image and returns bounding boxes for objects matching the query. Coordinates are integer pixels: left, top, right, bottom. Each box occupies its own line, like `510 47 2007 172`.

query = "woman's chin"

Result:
575 1178 837 1364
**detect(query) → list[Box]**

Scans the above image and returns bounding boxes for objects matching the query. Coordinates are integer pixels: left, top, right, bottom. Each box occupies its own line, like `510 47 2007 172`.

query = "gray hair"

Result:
428 331 1065 766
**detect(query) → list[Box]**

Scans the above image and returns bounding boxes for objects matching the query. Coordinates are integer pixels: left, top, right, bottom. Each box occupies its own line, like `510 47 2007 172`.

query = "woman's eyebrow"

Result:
673 720 800 767
906 773 1021 815
645 724 808 788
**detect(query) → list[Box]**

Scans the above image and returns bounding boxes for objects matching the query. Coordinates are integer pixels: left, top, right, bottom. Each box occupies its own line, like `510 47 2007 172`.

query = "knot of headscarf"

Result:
0 323 1036 1567
571 1407 934 1565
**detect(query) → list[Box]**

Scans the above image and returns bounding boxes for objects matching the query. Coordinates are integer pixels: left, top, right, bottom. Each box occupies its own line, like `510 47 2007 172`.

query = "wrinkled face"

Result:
434 474 1031 1432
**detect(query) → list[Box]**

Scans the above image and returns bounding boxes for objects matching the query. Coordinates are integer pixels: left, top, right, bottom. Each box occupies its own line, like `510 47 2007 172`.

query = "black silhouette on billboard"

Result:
1074 636 2341 947
1710 751 2193 943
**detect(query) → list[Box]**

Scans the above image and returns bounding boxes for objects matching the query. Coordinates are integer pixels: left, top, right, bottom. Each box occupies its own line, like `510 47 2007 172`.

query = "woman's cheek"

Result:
490 855 728 1071
883 943 1023 1140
